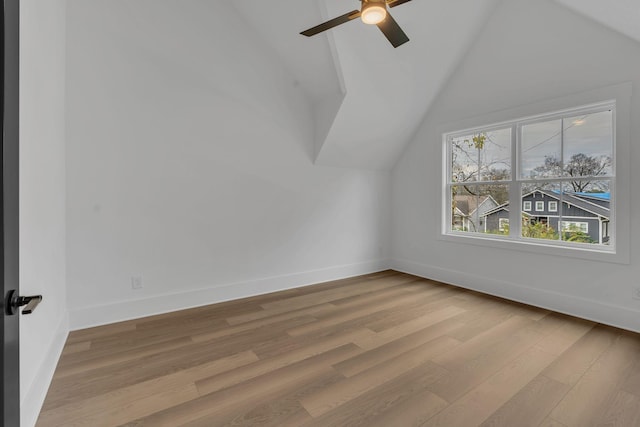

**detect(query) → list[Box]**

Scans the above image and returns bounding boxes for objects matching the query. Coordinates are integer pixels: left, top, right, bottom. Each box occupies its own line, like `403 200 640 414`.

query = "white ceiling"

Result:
554 0 640 44
232 0 640 170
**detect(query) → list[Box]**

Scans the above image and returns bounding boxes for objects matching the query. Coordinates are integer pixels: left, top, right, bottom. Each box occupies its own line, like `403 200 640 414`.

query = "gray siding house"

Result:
483 190 610 244
453 195 499 232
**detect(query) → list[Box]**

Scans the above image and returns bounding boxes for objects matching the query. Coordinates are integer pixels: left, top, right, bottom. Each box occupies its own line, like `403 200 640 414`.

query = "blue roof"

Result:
551 190 610 200
574 192 610 200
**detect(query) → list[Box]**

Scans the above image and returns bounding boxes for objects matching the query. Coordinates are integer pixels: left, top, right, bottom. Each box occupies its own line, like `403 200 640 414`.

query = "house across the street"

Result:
452 194 498 232
482 190 610 244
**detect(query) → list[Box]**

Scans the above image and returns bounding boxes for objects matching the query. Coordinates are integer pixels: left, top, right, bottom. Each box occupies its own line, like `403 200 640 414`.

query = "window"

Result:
562 221 588 233
445 102 614 252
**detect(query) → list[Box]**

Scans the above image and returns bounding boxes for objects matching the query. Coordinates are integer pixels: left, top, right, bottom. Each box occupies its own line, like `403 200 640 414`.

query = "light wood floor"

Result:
37 271 640 426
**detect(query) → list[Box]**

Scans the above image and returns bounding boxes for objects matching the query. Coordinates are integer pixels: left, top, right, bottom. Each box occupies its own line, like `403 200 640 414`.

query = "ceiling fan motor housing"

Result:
363 0 387 7
361 0 387 25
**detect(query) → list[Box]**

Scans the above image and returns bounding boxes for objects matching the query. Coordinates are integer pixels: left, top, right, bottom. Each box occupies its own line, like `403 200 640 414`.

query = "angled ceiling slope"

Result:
235 0 502 170
553 0 640 44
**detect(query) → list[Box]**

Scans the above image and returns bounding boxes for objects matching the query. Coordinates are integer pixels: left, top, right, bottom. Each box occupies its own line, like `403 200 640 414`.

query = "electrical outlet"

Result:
633 287 640 300
131 276 144 290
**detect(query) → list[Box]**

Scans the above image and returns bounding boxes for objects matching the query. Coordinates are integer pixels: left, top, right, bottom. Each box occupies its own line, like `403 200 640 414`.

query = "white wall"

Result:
19 0 68 426
65 0 391 329
391 0 640 331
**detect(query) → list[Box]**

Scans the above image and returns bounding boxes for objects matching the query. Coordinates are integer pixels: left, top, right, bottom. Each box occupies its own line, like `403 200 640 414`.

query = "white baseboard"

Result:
391 258 640 333
69 259 391 330
21 312 69 427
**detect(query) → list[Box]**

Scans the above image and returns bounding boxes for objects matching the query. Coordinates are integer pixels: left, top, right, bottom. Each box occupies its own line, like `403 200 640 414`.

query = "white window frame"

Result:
548 201 558 212
523 201 532 211
535 201 545 212
441 83 631 265
499 218 509 232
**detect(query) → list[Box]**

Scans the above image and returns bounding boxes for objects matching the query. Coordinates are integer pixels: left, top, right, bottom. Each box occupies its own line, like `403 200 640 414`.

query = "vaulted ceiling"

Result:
232 0 639 170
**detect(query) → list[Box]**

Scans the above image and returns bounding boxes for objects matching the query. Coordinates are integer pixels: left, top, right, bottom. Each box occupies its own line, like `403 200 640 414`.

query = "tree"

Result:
451 132 510 232
562 224 595 244
521 221 559 240
451 132 510 201
532 153 611 192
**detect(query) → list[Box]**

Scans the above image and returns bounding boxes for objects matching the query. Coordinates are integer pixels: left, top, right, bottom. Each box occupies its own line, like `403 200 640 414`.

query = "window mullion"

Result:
559 119 565 242
509 124 521 239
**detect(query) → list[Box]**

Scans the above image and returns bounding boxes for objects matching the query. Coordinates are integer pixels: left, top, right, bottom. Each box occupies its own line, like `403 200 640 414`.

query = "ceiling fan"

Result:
300 0 413 48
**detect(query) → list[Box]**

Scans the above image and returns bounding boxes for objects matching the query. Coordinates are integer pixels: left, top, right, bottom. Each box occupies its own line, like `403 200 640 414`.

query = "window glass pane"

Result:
520 119 562 179
521 184 560 241
563 110 613 178
480 128 511 181
451 185 474 232
560 180 611 245
476 184 509 235
451 184 508 235
451 135 479 183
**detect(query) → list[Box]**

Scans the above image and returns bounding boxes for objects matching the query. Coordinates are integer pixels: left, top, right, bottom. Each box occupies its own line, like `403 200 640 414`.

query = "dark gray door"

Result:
2 0 20 425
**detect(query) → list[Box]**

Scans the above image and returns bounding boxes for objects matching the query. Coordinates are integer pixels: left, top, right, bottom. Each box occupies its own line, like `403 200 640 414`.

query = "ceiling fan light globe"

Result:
361 5 387 25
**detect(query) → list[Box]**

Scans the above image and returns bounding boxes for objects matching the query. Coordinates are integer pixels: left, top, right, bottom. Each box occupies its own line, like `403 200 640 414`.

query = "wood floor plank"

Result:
189 370 344 427
423 346 556 426
54 336 194 378
592 390 640 427
432 315 533 369
327 278 438 307
532 316 594 356
549 331 640 427
301 361 449 427
353 305 466 350
362 286 462 331
66 321 137 344
286 286 451 337
620 358 640 398
446 305 515 342
259 275 417 311
36 271 640 427
128 345 359 426
334 321 463 377
61 341 91 355
539 417 568 427
300 337 460 417
190 304 336 343
253 304 462 360
58 319 230 368
72 383 200 427
194 328 373 396
427 316 554 403
37 351 258 426
41 322 295 411
222 274 393 326
479 375 570 427
541 324 616 386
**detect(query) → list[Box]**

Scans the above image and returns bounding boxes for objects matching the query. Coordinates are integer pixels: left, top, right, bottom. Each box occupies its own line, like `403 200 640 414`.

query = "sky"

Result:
451 109 613 181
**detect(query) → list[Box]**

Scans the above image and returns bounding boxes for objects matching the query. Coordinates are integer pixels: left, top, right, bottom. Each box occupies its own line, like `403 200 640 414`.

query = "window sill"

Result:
439 232 628 265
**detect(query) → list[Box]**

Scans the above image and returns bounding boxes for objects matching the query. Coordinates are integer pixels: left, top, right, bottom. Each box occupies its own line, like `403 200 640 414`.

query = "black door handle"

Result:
5 290 43 315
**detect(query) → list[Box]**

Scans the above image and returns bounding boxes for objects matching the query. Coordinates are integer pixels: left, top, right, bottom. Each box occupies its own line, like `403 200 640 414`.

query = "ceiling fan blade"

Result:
300 10 361 37
387 0 412 8
376 13 409 48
